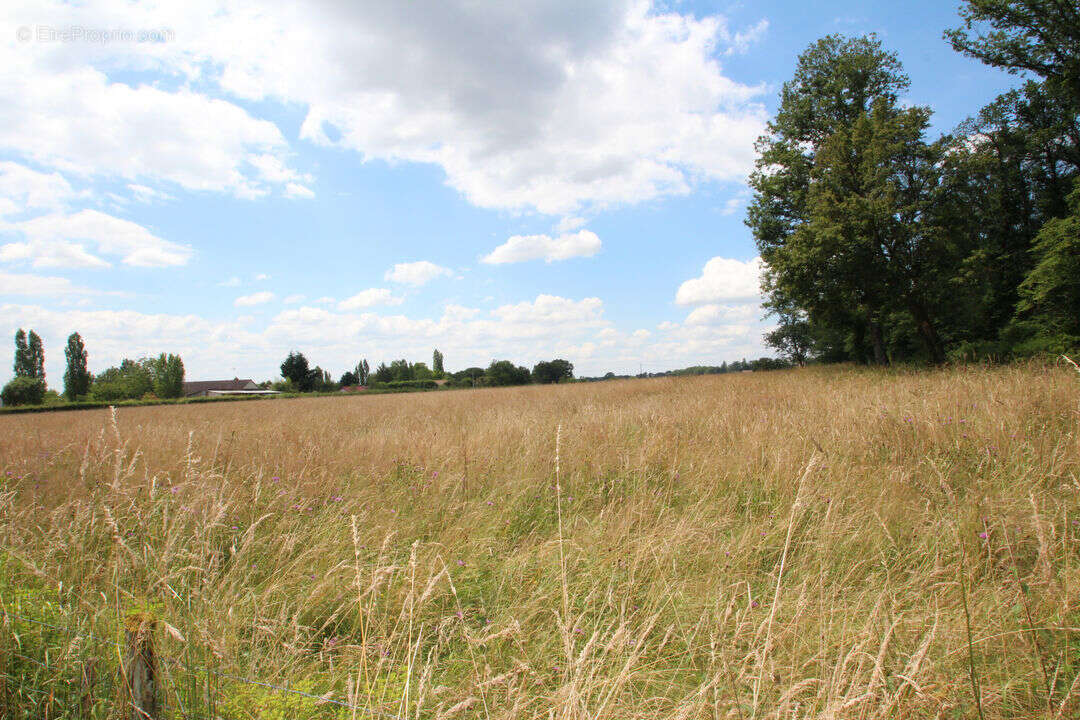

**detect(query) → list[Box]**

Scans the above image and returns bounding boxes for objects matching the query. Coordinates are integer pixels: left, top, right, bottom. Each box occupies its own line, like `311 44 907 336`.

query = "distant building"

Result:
182 378 280 398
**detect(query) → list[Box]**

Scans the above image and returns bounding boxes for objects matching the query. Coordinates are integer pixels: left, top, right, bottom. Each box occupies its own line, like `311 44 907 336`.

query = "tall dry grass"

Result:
0 362 1078 718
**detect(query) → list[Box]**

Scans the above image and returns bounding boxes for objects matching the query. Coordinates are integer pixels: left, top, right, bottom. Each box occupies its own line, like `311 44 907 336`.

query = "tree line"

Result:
579 357 791 382
1 329 185 407
752 0 1078 366
273 349 575 392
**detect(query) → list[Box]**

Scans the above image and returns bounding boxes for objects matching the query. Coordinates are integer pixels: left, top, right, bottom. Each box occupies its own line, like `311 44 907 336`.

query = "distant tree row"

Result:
1 329 184 407
751 2 1079 365
272 349 575 392
579 357 790 382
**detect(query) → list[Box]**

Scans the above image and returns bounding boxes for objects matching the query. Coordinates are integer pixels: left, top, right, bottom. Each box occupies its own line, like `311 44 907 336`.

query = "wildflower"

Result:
170 486 179 494
432 471 439 478
751 601 759 608
978 532 988 539
456 559 465 566
231 525 238 530
272 476 280 482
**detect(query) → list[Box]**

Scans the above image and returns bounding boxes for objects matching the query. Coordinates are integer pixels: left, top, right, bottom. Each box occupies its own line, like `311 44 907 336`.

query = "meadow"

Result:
1 363 1078 719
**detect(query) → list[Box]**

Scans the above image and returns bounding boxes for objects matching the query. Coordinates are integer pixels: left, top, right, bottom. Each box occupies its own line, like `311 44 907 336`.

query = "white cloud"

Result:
254 273 271 281
482 230 601 264
284 182 315 199
0 66 298 199
490 294 605 329
676 256 763 305
685 302 761 325
234 291 275 307
556 216 588 234
2 209 193 268
218 276 242 287
283 293 305 304
722 19 769 55
7 0 767 215
337 288 403 310
384 261 452 286
0 162 76 216
0 1 308 200
0 270 103 297
127 184 174 203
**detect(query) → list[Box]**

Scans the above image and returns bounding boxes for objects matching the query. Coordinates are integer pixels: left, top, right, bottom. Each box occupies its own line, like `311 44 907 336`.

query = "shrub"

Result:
1 377 46 406
90 381 130 402
373 380 438 390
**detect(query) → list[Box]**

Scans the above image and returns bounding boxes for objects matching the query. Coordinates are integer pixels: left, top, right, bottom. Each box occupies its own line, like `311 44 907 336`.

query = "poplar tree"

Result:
28 331 44 381
13 329 31 377
63 332 91 400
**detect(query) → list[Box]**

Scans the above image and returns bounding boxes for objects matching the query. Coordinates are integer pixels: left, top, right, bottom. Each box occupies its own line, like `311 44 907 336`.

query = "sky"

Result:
0 0 1020 383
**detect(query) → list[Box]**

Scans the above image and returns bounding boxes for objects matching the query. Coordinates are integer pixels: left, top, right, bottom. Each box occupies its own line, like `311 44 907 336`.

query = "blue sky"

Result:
0 0 1017 383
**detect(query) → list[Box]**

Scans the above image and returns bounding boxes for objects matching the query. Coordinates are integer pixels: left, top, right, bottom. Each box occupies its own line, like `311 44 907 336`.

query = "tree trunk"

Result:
869 316 888 366
908 299 946 364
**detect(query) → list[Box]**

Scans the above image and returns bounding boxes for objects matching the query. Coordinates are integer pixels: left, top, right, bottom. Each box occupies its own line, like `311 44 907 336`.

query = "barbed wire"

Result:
2 609 400 717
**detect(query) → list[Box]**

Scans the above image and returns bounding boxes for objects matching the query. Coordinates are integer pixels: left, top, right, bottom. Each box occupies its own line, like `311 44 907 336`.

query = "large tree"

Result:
532 359 574 384
747 35 915 363
486 360 531 386
63 332 91 400
804 100 950 362
150 353 185 398
281 351 316 392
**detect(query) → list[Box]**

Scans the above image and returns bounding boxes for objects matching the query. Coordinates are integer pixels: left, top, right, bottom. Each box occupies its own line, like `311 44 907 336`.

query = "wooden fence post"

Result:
125 613 158 720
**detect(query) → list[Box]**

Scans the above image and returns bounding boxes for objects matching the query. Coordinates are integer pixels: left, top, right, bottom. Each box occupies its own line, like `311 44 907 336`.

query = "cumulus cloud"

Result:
283 293 305 304
0 1 310 200
234 291 275 307
482 230 601 264
384 261 452 286
2 209 193 268
675 256 763 305
0 162 77 216
337 288 403 310
3 0 767 215
685 303 761 325
0 270 105 297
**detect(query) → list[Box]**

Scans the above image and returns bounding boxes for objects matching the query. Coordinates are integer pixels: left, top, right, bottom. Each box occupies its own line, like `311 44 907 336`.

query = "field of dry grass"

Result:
1 363 1078 719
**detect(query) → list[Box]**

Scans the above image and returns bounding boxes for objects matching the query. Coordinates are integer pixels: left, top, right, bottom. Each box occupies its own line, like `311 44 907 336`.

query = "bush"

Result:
90 381 131 402
371 380 438 390
1 377 46 406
